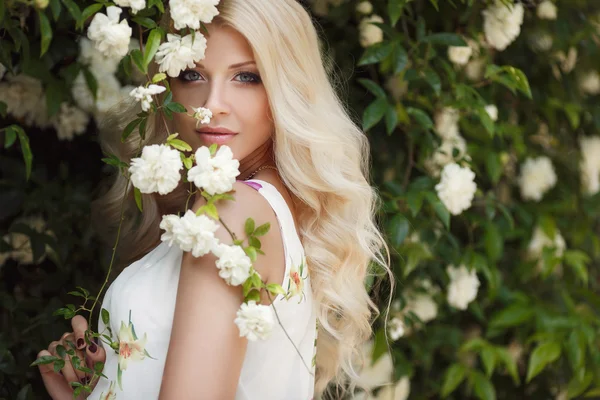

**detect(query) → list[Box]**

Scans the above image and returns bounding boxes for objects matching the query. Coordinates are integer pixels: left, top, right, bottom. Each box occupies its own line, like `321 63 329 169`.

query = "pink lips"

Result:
196 127 238 145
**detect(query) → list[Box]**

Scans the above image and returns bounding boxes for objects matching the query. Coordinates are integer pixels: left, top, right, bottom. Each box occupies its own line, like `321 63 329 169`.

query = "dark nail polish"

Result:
77 338 84 348
89 343 97 353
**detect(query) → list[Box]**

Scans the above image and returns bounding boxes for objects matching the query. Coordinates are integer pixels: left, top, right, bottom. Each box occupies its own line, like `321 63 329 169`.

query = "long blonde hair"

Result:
92 0 395 397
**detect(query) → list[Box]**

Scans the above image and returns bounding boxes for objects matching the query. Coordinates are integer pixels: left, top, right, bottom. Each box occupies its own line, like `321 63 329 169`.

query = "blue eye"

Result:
178 70 201 82
236 71 261 84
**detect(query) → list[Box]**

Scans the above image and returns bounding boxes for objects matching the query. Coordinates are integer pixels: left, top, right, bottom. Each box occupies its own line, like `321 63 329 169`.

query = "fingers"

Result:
37 350 74 400
58 333 87 383
71 315 89 350
86 339 107 371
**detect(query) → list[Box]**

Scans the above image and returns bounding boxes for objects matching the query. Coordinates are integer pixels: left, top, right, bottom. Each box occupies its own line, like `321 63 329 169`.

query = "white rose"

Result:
192 106 213 126
425 134 468 177
129 84 166 112
482 0 524 51
374 376 410 400
579 70 600 95
211 243 252 286
537 1 557 20
114 0 146 14
485 104 498 121
358 15 384 48
448 45 473 66
169 0 219 30
446 264 480 310
528 226 566 259
518 156 557 201
465 58 486 81
159 214 181 246
87 6 132 59
388 317 405 341
188 145 240 195
129 144 183 195
77 37 121 78
405 293 438 323
173 210 220 257
0 74 49 128
155 33 208 78
234 300 275 341
435 107 460 139
579 135 600 195
435 163 477 215
354 340 394 392
51 103 90 141
356 1 373 14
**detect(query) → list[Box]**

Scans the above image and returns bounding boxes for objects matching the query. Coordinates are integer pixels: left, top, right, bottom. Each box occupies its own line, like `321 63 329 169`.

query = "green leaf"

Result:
4 126 17 148
485 153 502 184
357 41 394 66
254 223 270 237
80 3 102 23
563 250 590 285
424 191 450 229
38 11 52 57
406 190 424 217
362 97 388 131
485 65 532 99
166 102 187 113
480 347 497 377
568 371 594 399
565 329 586 372
266 283 286 296
477 106 495 137
10 126 33 181
132 17 156 29
82 68 98 99
489 303 534 329
526 341 561 383
428 0 439 11
441 363 467 398
101 308 110 326
402 242 432 277
143 29 161 69
30 355 61 367
168 139 192 152
245 246 257 262
406 107 433 130
484 222 503 262
49 0 61 20
130 49 145 74
422 33 467 46
471 371 496 400
357 78 387 98
388 0 407 27
496 348 520 385
121 118 141 142
392 42 408 74
388 214 409 247
424 68 441 95
245 218 255 236
152 73 167 83
134 187 143 212
385 104 398 135
61 0 81 23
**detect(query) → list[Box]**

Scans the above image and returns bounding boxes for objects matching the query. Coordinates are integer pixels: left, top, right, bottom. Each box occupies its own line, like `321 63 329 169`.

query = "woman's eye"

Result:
235 71 261 84
178 70 201 82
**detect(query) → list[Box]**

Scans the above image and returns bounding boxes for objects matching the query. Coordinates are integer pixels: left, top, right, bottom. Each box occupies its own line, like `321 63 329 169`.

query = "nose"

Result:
202 80 230 116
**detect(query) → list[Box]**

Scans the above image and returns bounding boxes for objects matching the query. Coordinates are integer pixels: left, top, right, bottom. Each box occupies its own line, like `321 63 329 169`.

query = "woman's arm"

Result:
159 181 284 399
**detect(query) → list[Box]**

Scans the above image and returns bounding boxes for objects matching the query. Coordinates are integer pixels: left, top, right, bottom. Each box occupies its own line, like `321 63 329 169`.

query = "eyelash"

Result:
177 70 262 85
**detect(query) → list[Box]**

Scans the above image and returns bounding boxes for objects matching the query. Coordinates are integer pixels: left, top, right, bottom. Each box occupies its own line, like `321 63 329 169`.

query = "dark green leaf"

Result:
363 97 388 131
143 29 161 69
80 3 102 23
82 68 98 99
406 107 433 130
480 347 497 377
388 214 410 247
484 222 503 262
425 191 450 229
526 341 561 383
132 17 156 29
130 49 145 74
166 102 187 113
388 0 407 27
422 33 467 46
38 11 52 57
385 104 398 135
61 0 81 23
357 78 387 98
441 363 467 398
489 303 533 328
357 41 394 66
134 187 143 212
121 118 141 142
392 42 408 74
424 68 441 95
471 371 496 400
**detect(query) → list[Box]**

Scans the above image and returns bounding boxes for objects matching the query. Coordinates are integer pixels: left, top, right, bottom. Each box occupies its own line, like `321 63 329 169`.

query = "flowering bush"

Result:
1 0 600 399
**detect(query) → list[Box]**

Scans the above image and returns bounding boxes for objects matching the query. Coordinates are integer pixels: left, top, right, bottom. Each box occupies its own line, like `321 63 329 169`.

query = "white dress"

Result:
87 179 318 400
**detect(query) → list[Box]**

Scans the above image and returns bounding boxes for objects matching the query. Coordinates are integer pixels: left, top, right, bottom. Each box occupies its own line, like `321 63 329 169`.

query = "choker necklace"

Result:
243 165 278 181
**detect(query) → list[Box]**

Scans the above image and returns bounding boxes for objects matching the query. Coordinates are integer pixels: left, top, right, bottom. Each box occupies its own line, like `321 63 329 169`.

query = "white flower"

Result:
435 107 460 139
51 103 90 141
388 317 405 341
0 63 6 79
117 321 148 371
71 72 124 114
358 15 384 48
537 1 557 20
425 135 468 177
192 106 213 126
129 144 183 195
159 214 181 246
188 145 240 195
87 6 132 59
405 293 438 323
448 45 472 66
0 74 49 128
211 243 252 286
554 47 577 74
155 33 208 78
374 376 410 400
528 226 566 260
465 58 486 81
528 31 553 52
518 156 557 201
435 163 477 215
77 37 121 77
169 0 219 30
354 340 394 392
356 1 373 14
173 210 220 257
129 84 166 112
446 264 480 310
4 216 53 265
579 136 600 195
579 70 600 95
485 104 498 121
482 0 524 51
234 300 275 341
114 0 146 14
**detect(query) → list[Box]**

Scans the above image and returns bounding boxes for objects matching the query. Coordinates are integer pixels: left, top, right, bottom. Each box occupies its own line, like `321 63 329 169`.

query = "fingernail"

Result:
89 343 97 353
77 338 84 348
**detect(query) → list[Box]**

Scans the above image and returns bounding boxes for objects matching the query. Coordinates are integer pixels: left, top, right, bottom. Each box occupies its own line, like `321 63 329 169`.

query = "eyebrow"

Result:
196 61 256 69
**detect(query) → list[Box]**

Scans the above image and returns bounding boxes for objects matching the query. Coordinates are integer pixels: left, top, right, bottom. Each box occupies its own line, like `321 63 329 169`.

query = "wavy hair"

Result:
91 0 395 397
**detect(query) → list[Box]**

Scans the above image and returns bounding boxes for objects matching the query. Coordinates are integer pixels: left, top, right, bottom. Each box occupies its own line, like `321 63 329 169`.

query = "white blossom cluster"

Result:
129 84 167 112
517 156 557 201
448 44 473 66
482 0 524 51
0 216 54 266
579 135 600 195
579 70 600 96
527 226 566 275
358 15 384 48
446 264 480 310
537 0 557 20
426 107 470 177
435 163 477 216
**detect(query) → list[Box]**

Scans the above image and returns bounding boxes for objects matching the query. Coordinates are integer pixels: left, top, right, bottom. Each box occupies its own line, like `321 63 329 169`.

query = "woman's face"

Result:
170 24 274 162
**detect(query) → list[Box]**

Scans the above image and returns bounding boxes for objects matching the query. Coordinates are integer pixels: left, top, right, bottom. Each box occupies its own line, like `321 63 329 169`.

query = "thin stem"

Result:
218 217 238 242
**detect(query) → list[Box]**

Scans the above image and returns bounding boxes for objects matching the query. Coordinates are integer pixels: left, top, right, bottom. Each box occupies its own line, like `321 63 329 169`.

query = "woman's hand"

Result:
36 315 106 400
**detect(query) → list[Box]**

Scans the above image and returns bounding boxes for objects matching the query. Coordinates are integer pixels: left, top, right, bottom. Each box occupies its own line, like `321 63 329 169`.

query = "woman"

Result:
36 0 393 398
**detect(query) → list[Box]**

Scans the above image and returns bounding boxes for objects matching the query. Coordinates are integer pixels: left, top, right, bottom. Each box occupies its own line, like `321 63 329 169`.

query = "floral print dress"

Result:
87 179 318 400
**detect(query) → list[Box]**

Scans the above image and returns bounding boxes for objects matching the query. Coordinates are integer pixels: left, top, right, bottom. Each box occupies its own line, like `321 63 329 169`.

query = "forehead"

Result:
201 24 255 66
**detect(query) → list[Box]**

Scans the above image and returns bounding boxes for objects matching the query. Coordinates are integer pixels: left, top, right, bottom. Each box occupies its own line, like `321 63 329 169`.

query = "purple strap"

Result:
237 180 263 191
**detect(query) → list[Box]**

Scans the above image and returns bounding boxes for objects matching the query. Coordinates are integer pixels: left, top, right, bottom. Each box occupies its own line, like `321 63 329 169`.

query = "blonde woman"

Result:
37 0 393 399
